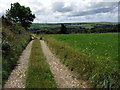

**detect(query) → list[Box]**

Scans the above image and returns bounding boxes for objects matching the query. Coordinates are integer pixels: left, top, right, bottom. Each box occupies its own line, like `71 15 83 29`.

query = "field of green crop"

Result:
48 33 119 65
80 24 94 29
45 33 119 88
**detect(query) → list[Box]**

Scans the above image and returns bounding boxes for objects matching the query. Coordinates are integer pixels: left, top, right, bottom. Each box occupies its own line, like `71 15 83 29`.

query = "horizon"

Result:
32 21 118 24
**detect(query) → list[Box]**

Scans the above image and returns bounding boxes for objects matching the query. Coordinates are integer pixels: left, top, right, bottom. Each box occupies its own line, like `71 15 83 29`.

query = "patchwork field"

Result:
29 22 118 34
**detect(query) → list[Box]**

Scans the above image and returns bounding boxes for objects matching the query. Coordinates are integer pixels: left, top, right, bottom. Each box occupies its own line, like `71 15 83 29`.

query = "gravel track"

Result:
3 40 33 88
40 40 88 88
3 39 89 88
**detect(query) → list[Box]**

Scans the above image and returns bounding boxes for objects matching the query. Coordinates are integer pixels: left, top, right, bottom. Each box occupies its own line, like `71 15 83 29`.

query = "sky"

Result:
0 0 119 23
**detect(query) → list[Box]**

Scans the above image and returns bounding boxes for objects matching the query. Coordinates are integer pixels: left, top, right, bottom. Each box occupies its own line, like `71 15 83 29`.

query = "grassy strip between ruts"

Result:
26 40 57 88
44 36 120 88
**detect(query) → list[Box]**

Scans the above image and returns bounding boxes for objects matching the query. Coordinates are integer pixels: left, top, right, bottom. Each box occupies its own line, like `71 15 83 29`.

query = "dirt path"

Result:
40 40 88 88
4 40 33 88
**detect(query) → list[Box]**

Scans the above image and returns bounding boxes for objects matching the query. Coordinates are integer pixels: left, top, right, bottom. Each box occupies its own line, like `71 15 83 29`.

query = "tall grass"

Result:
26 40 56 88
44 33 120 88
2 21 31 85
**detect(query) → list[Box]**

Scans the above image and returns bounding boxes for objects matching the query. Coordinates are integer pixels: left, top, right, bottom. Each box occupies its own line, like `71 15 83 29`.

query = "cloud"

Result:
0 12 4 17
69 2 118 17
52 2 74 13
71 7 117 17
0 0 119 22
88 2 118 9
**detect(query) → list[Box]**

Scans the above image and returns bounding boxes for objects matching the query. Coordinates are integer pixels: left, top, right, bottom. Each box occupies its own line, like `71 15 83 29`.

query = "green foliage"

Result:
26 40 57 88
60 24 67 34
6 2 35 29
44 33 120 88
2 18 31 85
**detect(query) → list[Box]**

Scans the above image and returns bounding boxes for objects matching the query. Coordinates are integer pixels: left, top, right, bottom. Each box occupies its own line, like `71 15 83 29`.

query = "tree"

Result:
60 24 67 34
6 2 35 29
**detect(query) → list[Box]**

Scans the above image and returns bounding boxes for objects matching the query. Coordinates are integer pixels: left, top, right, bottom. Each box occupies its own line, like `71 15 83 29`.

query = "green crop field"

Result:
45 33 120 88
80 24 94 29
48 33 119 63
30 23 61 29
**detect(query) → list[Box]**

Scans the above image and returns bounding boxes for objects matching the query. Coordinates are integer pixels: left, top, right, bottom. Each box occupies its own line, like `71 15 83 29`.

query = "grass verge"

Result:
44 35 120 88
2 19 31 85
26 40 57 88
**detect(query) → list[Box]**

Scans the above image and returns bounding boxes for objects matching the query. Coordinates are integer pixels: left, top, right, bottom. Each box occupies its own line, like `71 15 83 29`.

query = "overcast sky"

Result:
0 0 119 23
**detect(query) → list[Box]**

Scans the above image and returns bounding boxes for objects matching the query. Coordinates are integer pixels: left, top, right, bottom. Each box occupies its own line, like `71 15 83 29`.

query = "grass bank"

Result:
44 34 120 88
2 19 31 85
26 40 56 88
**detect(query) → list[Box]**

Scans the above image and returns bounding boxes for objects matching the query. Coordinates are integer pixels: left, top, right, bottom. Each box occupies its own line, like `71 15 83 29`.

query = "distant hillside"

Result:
28 22 118 34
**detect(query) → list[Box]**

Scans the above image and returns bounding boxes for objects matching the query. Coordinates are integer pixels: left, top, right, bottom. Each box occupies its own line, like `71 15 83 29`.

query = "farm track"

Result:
40 40 88 88
3 39 89 88
4 40 33 88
